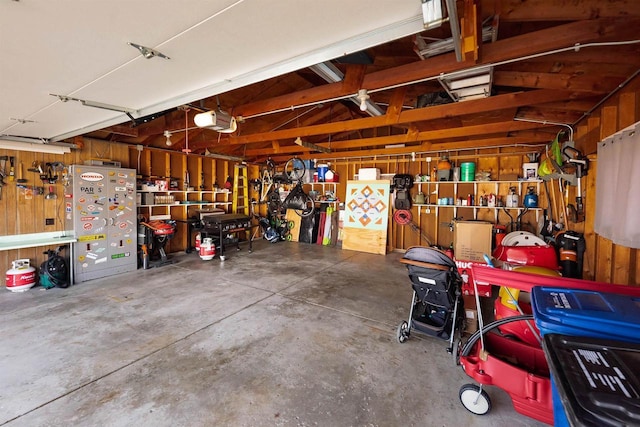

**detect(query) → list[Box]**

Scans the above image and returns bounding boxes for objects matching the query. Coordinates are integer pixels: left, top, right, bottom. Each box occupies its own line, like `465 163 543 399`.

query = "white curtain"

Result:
595 122 640 248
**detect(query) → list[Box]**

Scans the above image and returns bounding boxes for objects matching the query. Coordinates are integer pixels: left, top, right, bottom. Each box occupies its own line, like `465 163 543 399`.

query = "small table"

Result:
0 231 77 284
201 214 253 260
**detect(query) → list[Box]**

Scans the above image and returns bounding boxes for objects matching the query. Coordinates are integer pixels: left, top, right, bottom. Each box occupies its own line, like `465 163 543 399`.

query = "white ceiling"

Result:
0 0 424 143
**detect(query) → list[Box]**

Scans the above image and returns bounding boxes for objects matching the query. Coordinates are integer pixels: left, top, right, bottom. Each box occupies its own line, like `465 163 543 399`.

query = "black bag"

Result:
392 174 414 191
40 247 69 288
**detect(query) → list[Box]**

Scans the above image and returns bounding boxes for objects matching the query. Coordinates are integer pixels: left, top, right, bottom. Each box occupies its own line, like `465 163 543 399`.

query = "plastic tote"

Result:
531 287 640 343
531 287 640 426
543 334 640 427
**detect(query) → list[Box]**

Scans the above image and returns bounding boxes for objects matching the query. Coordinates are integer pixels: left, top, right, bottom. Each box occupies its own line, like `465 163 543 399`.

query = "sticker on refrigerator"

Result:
80 172 104 182
83 222 93 231
78 234 106 242
86 252 98 260
95 257 107 264
111 253 130 259
66 202 72 213
81 216 98 221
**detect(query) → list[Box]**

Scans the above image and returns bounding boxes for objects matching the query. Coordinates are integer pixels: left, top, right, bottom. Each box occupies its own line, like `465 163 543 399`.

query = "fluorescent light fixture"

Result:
309 62 344 82
422 0 444 29
416 25 496 59
0 139 72 154
310 62 386 116
194 110 237 133
439 67 493 102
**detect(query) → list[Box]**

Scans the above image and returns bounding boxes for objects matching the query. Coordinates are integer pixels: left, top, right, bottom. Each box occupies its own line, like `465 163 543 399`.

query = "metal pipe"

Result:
514 117 573 142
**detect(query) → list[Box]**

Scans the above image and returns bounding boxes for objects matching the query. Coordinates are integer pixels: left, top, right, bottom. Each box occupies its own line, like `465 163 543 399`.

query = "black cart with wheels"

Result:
201 213 253 261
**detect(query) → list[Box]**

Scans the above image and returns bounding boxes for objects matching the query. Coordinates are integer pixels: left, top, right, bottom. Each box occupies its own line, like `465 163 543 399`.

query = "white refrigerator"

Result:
65 165 138 282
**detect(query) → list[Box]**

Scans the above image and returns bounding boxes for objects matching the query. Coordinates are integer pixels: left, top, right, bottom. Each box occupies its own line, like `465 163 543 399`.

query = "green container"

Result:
460 162 475 181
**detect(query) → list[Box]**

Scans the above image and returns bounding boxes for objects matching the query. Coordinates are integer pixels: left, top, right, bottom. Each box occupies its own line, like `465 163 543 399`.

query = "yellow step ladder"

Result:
232 164 249 215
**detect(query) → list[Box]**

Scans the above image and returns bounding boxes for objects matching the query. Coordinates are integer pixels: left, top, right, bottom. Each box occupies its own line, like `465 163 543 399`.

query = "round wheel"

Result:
286 234 293 241
294 194 315 218
459 384 491 415
396 321 409 343
284 157 306 182
288 220 295 229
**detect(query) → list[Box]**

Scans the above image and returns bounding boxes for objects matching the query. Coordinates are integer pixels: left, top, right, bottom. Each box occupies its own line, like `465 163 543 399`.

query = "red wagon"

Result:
457 265 640 424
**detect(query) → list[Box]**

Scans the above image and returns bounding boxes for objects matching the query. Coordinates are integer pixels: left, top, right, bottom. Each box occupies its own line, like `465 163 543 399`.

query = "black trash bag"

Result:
283 185 308 211
40 246 69 288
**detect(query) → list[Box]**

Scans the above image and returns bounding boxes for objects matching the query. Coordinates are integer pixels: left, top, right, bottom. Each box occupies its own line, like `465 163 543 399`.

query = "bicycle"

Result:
254 156 314 218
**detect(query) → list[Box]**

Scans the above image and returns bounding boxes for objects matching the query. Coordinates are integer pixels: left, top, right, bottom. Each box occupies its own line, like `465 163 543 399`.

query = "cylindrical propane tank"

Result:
523 186 539 208
199 237 215 260
6 259 37 292
195 232 201 252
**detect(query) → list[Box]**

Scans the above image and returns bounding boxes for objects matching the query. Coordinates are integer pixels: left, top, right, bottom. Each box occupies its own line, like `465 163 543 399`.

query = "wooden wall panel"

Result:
574 74 640 285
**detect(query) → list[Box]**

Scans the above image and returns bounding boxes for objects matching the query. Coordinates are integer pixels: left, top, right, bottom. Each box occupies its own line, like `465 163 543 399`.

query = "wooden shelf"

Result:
413 179 543 244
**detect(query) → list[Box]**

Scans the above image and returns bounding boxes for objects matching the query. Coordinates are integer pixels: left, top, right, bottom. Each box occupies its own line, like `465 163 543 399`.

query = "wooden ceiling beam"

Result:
494 70 624 93
234 18 634 119
245 121 552 158
342 64 367 93
228 89 572 145
269 138 548 163
487 0 640 21
461 0 480 62
417 119 544 141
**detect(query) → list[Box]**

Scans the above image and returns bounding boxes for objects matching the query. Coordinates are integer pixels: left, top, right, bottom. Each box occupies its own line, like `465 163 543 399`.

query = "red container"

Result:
454 258 491 297
493 244 559 271
460 322 553 425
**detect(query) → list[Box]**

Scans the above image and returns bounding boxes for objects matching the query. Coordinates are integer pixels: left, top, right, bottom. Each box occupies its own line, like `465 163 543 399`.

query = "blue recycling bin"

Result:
531 287 640 427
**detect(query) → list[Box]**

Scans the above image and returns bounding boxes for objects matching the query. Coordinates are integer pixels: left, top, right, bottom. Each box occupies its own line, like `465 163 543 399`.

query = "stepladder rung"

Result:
232 164 250 214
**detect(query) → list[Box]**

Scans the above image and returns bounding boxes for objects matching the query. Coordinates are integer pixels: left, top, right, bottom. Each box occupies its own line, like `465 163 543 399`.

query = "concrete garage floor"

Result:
0 241 546 427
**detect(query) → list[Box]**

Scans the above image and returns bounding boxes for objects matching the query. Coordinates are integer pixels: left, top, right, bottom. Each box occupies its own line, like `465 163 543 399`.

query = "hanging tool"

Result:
0 156 7 200
562 146 589 222
17 162 27 183
45 185 57 200
8 157 15 181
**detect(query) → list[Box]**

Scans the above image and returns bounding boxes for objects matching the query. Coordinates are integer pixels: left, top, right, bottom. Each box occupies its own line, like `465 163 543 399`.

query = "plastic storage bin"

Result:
543 334 640 427
531 287 640 426
531 287 640 343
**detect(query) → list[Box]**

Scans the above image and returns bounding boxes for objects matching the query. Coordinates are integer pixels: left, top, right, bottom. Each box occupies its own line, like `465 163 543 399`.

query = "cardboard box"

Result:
358 168 380 180
463 294 478 334
453 221 493 263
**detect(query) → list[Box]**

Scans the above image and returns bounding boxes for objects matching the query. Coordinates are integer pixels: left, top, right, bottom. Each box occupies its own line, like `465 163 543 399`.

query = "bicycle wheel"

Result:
284 157 306 182
294 193 315 218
